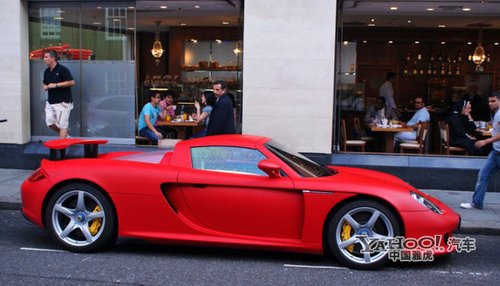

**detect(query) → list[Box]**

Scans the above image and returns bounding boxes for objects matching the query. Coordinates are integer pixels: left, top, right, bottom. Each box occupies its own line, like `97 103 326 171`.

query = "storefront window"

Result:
335 0 500 156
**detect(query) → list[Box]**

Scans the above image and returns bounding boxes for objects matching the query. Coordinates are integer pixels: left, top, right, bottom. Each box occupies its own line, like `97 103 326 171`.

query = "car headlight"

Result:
410 191 443 214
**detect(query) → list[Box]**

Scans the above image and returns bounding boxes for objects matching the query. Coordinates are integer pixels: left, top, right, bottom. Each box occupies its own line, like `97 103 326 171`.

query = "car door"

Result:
177 146 304 239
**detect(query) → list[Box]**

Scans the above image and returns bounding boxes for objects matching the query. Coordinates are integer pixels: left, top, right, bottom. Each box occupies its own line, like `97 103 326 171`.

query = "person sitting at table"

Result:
154 91 177 138
394 97 430 144
138 92 173 145
445 100 481 155
158 90 176 121
191 91 216 138
364 96 399 125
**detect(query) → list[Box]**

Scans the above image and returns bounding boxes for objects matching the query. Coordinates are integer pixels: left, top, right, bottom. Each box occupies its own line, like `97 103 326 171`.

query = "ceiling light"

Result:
222 21 230 25
462 8 471 11
472 27 487 70
190 39 198 43
128 6 134 9
467 42 473 45
127 27 135 31
407 20 412 24
371 19 375 22
97 6 102 9
368 23 376 27
151 21 164 66
426 8 434 11
388 40 393 44
414 41 420 44
215 39 222 44
390 7 398 11
160 6 167 9
194 5 200 9
179 22 187 26
362 40 367 43
438 25 446 28
495 42 499 46
441 41 446 45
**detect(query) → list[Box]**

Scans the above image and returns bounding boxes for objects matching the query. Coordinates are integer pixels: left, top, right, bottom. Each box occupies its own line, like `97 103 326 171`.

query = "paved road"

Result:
1 210 499 286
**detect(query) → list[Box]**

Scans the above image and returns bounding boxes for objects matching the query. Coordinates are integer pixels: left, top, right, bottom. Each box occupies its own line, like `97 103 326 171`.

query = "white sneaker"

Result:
460 203 482 210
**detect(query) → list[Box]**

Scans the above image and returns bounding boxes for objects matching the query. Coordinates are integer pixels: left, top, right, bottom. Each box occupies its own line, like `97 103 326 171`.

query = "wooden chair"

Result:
439 121 468 155
353 116 376 143
400 122 430 154
341 119 366 152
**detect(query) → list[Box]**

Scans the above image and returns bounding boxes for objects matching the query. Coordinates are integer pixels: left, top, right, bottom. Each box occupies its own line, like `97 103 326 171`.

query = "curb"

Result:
0 202 22 210
456 227 500 236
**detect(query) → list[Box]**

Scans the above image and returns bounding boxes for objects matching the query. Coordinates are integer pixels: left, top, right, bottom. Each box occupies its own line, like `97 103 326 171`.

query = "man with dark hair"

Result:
206 80 236 136
43 50 75 138
364 96 399 125
138 92 170 144
380 71 397 110
461 91 500 210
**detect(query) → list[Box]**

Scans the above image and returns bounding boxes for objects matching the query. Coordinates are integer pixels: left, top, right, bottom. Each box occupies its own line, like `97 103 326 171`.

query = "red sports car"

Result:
21 135 460 269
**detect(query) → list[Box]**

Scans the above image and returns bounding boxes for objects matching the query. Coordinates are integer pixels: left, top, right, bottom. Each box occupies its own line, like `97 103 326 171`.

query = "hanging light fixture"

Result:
471 24 488 71
151 21 164 66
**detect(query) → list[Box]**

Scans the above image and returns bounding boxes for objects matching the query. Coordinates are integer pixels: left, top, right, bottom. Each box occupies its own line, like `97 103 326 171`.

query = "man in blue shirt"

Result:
394 97 430 144
138 92 168 144
461 91 500 210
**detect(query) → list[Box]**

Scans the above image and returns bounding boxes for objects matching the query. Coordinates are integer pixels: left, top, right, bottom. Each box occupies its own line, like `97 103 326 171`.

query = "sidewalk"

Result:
1 168 499 235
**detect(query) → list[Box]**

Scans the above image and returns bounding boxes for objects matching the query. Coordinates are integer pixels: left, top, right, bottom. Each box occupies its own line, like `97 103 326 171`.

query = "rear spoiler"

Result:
44 138 108 160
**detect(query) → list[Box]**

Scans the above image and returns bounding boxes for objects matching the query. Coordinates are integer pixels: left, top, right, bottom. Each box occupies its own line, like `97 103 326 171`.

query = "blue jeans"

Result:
139 127 161 145
473 150 500 208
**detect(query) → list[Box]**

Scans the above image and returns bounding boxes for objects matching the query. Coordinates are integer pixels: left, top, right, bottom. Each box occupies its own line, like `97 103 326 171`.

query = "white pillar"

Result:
0 0 30 144
242 0 336 153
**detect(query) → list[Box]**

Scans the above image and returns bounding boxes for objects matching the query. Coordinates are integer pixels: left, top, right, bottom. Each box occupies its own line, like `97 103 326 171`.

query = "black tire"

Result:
45 183 116 252
327 199 401 269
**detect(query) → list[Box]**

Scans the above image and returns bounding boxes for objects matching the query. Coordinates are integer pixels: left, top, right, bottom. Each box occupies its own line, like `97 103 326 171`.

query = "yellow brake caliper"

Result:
341 222 354 252
89 205 102 235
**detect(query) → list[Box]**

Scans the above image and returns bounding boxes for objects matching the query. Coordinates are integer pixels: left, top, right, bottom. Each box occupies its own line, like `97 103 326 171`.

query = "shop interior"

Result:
28 0 243 143
336 0 500 155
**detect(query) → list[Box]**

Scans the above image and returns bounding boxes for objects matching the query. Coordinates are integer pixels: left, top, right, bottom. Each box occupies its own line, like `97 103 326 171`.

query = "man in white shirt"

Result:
380 71 397 110
394 97 430 143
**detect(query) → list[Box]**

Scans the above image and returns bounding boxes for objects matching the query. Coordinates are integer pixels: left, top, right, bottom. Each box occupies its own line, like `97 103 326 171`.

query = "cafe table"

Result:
477 128 492 137
370 124 413 153
157 120 203 139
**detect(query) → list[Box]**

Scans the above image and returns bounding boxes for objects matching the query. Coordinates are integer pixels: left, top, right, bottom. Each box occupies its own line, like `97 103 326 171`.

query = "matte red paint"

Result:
21 135 460 256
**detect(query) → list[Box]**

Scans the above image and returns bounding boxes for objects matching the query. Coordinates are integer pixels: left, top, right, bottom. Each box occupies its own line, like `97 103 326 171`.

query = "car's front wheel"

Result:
327 199 401 269
45 183 116 252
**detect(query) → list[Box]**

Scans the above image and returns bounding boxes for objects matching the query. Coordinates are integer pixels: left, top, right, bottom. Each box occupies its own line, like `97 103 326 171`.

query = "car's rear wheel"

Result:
327 200 401 269
45 183 116 252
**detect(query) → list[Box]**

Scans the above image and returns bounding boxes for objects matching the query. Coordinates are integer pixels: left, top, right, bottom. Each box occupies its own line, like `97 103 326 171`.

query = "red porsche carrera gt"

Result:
21 135 460 269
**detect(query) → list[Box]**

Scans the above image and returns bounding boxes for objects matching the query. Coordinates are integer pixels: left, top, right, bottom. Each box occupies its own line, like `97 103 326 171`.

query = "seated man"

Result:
364 96 399 125
394 97 430 143
138 92 173 145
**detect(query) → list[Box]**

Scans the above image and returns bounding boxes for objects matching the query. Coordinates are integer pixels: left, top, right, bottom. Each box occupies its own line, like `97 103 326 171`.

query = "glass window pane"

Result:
191 147 267 176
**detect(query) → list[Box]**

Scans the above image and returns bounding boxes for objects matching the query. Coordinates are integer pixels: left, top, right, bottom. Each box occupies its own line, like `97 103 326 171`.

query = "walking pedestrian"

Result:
461 91 500 210
42 50 75 139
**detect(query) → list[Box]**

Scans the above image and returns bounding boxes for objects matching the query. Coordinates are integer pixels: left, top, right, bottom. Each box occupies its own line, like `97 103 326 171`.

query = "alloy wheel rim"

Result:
51 190 106 247
335 206 395 265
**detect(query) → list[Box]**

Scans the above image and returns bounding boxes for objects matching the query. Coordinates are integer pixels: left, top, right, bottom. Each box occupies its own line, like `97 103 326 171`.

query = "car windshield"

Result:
265 140 335 178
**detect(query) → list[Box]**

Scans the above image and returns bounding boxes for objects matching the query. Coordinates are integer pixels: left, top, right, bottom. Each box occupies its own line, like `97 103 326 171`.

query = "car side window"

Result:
191 146 267 176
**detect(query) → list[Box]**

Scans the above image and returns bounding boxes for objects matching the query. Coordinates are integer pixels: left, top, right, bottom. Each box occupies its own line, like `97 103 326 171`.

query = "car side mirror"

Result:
258 159 282 178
